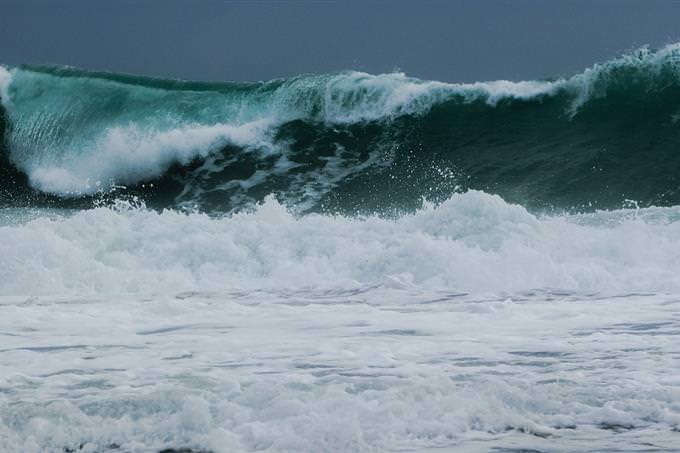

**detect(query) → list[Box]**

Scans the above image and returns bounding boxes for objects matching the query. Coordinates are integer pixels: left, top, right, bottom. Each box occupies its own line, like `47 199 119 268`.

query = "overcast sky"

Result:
1 0 680 83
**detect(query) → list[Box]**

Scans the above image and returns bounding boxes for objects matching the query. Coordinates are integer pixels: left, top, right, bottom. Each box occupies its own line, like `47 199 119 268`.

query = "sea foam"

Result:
1 190 679 296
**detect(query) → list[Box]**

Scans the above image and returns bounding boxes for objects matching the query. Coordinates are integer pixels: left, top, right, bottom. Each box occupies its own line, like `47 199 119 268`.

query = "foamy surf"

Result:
1 191 680 296
2 282 680 452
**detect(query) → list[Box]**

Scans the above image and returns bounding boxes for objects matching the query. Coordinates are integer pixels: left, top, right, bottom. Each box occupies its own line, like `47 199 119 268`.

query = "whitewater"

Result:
2 45 680 452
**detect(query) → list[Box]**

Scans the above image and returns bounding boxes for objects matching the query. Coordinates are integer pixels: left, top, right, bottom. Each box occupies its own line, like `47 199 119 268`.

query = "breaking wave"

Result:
2 191 680 297
2 43 680 213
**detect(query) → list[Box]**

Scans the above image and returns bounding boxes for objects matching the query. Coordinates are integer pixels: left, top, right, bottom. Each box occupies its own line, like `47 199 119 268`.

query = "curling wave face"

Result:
2 44 680 213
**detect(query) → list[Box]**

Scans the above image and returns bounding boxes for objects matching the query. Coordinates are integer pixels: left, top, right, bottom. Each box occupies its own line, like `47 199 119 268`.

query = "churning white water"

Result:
2 192 680 452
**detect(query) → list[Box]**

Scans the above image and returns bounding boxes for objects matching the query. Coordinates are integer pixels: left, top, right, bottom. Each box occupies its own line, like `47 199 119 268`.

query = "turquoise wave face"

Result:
2 44 680 214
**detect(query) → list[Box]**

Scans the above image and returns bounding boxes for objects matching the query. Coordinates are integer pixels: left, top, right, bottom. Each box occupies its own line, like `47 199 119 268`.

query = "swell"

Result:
2 44 680 213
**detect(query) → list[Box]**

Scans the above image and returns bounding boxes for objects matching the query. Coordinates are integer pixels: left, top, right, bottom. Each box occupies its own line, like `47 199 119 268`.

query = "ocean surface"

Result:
2 45 680 452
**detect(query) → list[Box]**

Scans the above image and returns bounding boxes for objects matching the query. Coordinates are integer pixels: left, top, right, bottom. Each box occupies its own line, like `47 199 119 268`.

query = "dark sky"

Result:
1 0 680 83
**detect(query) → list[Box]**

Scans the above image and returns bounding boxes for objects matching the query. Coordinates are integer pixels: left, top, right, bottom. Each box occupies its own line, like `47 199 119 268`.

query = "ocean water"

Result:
2 45 680 452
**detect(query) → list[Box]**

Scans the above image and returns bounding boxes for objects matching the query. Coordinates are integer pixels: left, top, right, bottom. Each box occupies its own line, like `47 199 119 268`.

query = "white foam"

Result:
2 192 680 451
460 79 561 105
1 264 679 451
275 71 560 124
1 190 679 296
26 119 274 194
0 65 11 104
